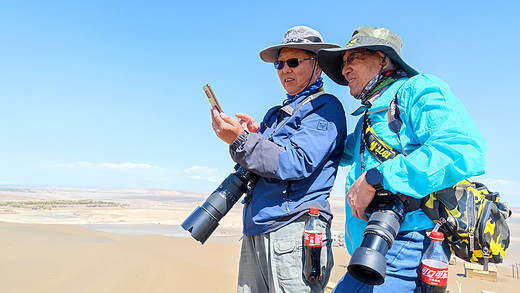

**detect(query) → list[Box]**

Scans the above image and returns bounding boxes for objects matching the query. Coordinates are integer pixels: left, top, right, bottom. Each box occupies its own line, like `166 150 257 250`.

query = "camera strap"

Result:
360 90 421 212
361 111 399 167
360 89 406 172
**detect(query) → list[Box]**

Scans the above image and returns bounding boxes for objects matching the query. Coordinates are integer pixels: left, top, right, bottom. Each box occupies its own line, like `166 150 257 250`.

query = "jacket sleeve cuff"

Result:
230 130 249 153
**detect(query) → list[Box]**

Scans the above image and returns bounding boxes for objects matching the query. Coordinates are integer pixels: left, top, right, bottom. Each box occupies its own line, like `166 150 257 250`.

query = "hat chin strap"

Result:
303 59 318 93
355 54 388 103
379 55 388 75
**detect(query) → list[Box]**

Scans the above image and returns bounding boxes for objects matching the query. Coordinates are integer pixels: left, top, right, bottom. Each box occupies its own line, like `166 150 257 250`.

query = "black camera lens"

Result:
181 166 252 244
347 194 405 285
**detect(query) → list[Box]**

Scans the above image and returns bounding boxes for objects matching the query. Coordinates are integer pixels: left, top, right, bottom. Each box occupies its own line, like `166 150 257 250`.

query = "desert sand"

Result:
0 186 519 292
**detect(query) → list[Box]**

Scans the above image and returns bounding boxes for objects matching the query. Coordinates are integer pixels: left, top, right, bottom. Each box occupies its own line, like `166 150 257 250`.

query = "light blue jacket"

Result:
341 74 487 255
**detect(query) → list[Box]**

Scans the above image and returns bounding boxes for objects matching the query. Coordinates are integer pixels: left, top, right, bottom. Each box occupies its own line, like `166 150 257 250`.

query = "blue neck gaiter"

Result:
284 77 324 105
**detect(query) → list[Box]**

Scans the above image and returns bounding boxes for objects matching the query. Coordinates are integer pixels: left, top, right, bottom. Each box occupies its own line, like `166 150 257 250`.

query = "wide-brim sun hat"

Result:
260 26 340 63
318 26 419 86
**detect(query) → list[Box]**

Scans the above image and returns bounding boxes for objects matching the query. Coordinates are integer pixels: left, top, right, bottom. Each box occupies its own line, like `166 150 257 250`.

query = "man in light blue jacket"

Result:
317 26 486 292
211 26 347 292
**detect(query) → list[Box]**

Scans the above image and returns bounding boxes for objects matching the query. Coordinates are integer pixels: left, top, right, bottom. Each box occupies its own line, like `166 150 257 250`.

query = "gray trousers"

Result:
237 215 333 293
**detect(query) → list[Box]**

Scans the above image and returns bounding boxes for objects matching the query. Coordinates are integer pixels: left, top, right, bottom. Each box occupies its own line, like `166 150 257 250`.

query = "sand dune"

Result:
2 221 519 293
0 222 240 293
1 187 519 292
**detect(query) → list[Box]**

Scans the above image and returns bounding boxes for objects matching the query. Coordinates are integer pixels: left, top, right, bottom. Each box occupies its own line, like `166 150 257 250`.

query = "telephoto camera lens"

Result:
347 192 405 285
181 166 252 244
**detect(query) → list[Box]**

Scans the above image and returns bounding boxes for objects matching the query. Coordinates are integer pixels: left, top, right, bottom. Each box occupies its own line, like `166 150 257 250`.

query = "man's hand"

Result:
236 113 260 133
211 107 245 144
347 172 376 221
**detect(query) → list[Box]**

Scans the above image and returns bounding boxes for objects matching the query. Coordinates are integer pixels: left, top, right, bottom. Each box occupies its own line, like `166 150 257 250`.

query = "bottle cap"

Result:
309 207 319 215
430 231 444 241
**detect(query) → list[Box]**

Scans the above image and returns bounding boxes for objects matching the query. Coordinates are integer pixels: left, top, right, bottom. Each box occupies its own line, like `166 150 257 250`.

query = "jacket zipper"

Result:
284 182 291 212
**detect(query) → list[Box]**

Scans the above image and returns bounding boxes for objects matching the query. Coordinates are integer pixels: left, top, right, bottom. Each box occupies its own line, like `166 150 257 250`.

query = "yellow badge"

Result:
346 38 358 47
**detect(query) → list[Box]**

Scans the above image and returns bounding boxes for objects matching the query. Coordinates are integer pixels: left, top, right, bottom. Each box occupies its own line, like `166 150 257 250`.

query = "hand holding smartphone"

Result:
203 84 223 112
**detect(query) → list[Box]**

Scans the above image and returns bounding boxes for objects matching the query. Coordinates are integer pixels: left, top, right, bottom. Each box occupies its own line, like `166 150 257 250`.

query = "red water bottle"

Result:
304 207 322 283
421 231 448 293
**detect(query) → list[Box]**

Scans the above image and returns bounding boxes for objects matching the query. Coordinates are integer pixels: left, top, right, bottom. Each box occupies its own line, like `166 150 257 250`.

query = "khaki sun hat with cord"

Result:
317 26 419 86
260 26 340 63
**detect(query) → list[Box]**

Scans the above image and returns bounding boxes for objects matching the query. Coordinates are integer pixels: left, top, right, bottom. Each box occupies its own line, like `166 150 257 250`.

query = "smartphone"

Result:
203 84 223 112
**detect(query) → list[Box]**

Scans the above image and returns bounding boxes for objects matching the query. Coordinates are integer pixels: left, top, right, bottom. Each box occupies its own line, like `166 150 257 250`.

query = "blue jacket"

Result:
230 87 347 236
341 74 487 255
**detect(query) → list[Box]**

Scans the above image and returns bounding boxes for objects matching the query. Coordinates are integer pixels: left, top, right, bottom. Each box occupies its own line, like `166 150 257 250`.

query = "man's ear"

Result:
315 62 322 75
376 51 388 66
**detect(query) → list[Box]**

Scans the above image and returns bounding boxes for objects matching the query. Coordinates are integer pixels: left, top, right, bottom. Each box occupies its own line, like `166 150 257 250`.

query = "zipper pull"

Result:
469 231 475 251
283 184 290 212
483 246 490 271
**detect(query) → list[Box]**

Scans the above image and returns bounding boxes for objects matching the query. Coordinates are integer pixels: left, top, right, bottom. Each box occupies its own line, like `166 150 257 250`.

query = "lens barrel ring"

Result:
363 229 393 247
200 205 219 222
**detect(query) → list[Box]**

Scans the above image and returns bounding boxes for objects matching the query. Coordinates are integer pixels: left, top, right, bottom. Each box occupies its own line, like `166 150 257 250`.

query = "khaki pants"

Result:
237 215 333 293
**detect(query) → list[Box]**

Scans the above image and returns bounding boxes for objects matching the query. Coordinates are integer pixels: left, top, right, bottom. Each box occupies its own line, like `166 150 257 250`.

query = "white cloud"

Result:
184 165 222 183
0 181 18 185
471 175 517 199
55 161 163 171
484 179 516 195
186 174 222 183
184 165 218 174
487 179 515 186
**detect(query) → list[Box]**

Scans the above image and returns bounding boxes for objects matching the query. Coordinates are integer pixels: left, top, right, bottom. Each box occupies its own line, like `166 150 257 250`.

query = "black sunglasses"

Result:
343 50 377 66
274 57 315 70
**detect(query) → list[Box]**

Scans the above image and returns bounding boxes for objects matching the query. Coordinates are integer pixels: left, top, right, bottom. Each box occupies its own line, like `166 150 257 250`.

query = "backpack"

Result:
420 179 511 265
362 94 512 266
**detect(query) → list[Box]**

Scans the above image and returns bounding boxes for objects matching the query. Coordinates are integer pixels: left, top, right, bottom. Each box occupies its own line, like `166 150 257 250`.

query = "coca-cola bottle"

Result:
303 207 322 283
421 231 448 293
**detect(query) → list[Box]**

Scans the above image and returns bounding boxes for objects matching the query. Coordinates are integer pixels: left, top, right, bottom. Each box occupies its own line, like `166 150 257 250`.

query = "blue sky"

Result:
1 1 519 206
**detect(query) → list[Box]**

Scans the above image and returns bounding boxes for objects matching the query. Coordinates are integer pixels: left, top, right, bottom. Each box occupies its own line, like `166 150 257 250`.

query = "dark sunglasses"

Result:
274 57 315 70
344 49 377 66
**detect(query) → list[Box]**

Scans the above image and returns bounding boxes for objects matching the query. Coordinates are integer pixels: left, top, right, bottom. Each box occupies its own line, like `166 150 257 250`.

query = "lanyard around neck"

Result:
359 94 407 172
268 90 325 141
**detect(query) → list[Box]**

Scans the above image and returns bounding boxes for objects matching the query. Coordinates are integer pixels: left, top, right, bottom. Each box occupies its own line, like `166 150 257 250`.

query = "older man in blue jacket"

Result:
211 26 347 292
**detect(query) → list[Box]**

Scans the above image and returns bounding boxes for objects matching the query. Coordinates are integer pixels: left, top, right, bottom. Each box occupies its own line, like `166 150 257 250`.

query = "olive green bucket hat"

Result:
318 26 419 86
